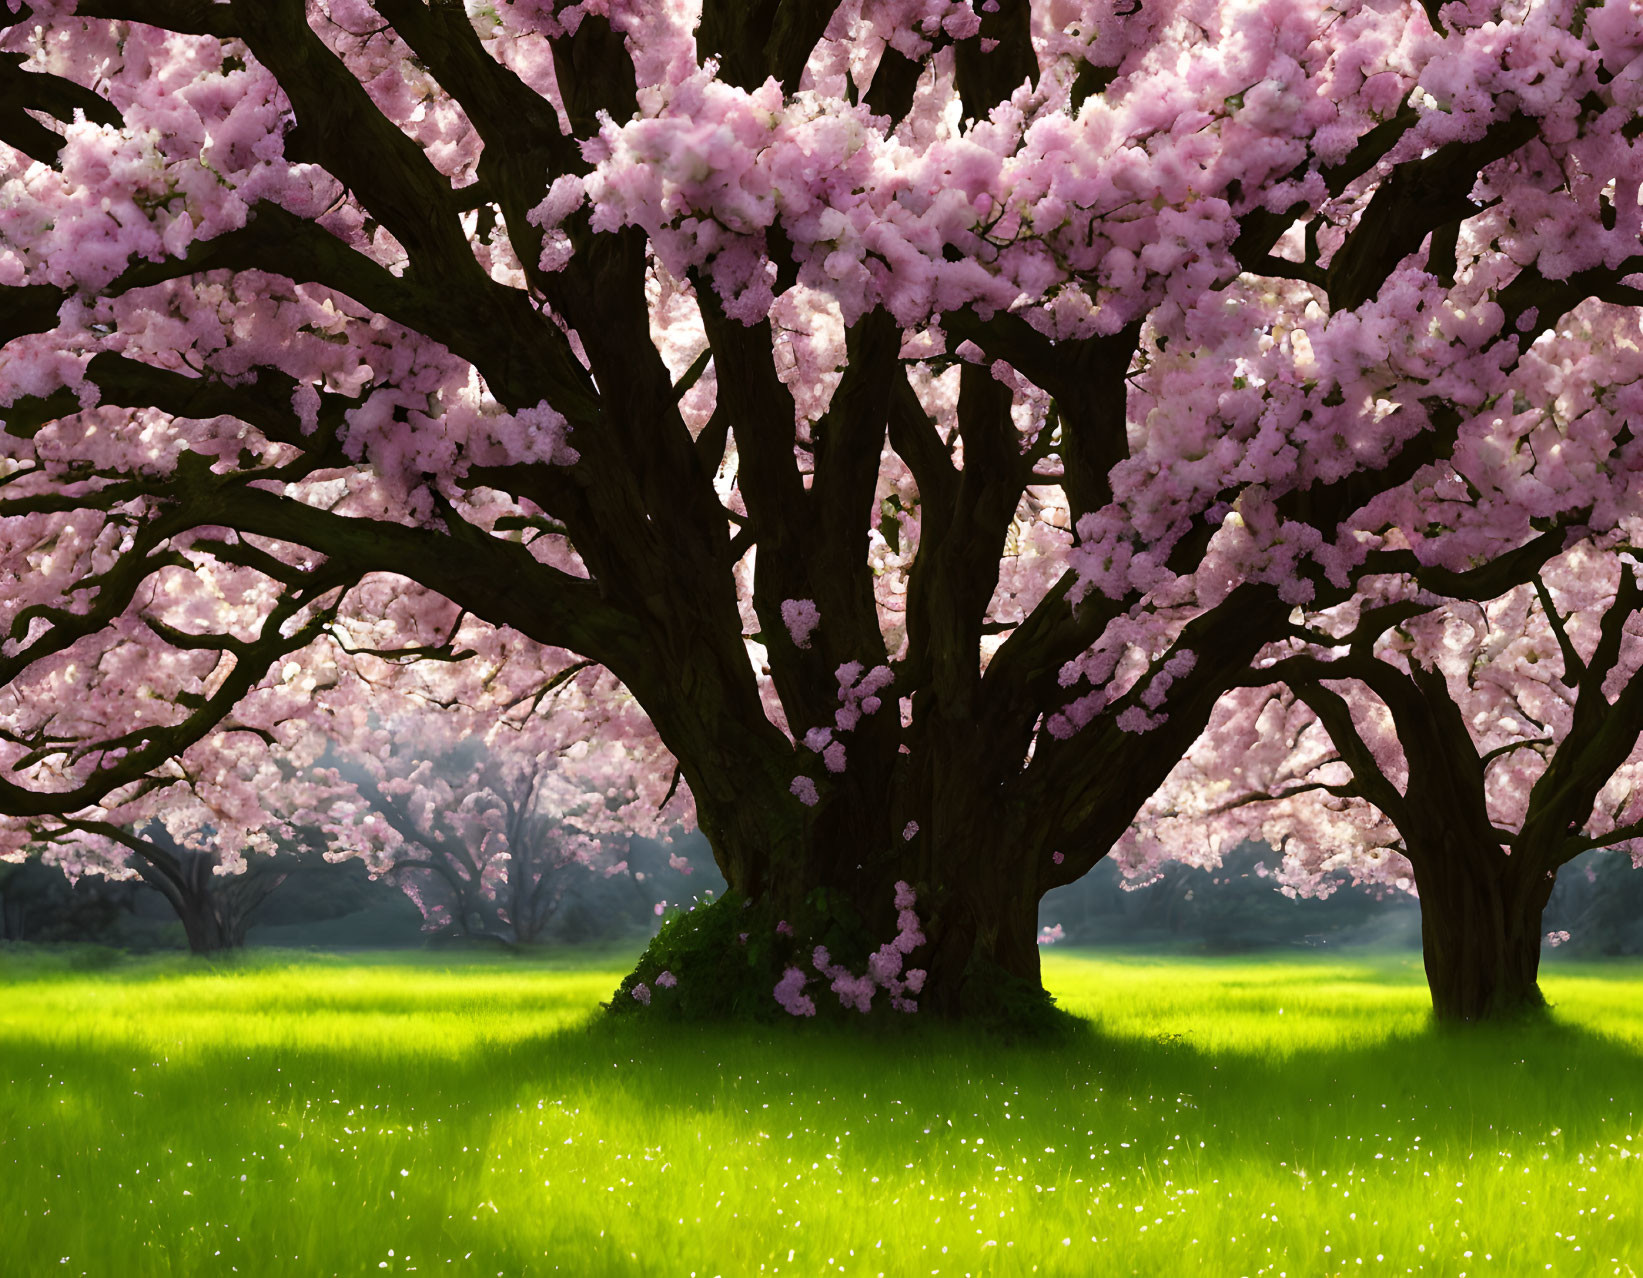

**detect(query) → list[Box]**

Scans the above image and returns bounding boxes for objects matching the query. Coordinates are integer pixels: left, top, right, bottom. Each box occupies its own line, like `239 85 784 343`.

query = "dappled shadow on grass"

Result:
8 948 1641 1164
6 950 1643 1276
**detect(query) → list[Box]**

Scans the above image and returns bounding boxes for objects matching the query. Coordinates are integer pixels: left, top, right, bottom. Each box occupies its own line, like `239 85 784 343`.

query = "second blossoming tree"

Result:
1129 540 1643 1019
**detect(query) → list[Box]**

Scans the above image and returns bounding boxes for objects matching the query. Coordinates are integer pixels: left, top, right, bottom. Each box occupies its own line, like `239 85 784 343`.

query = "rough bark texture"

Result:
1413 849 1550 1022
116 833 287 955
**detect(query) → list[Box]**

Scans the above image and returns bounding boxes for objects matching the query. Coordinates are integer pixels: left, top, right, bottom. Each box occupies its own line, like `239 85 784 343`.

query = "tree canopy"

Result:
3 0 1642 1019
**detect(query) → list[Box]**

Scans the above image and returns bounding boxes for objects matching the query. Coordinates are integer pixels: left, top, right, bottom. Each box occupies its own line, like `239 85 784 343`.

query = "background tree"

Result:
1 0 1642 1016
1130 543 1643 1019
11 691 356 952
319 655 693 945
0 853 143 942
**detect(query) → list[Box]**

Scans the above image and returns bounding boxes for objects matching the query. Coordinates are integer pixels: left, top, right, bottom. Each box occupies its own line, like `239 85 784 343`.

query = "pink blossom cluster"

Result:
773 880 927 1015
774 966 817 1017
800 661 895 774
1036 923 1064 946
860 0 984 60
780 598 821 650
1127 540 1643 900
578 0 1484 338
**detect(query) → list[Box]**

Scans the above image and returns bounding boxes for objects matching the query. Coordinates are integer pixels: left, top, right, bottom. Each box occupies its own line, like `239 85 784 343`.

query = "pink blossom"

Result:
653 901 666 916
776 919 794 936
632 983 651 1005
831 972 876 1014
867 943 904 985
655 970 677 988
780 599 821 649
1051 851 1064 864
1037 923 1064 946
668 852 693 875
902 821 919 841
790 777 819 807
774 967 816 1017
1545 930 1571 948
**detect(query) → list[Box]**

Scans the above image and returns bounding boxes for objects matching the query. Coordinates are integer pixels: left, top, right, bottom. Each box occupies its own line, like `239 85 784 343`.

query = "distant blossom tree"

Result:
320 650 693 943
2 0 1642 1017
0 620 355 951
1130 543 1643 1019
21 740 350 952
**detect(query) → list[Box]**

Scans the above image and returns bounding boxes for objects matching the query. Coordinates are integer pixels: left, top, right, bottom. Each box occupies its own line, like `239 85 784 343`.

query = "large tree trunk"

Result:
135 855 247 954
612 566 1293 1021
1293 663 1566 1024
675 793 1046 1021
1406 839 1553 1022
129 842 286 955
632 680 1060 1022
915 875 1043 1019
171 890 245 954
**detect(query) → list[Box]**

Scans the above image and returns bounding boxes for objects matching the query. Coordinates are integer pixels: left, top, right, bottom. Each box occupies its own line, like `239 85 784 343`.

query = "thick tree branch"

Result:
698 0 836 95
75 0 240 37
231 1 476 273
1228 107 1420 272
1325 114 1539 313
1288 675 1412 827
1517 565 1643 866
373 0 581 303
0 53 123 163
942 311 1140 530
215 485 642 672
900 361 1026 715
1532 573 1587 684
0 578 339 818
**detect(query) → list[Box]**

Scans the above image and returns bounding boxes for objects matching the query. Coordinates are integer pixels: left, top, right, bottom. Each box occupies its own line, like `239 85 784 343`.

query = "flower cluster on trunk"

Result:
774 881 928 1016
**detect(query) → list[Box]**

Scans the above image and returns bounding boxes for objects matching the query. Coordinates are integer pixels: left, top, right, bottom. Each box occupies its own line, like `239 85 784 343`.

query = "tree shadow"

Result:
8 961 1642 1275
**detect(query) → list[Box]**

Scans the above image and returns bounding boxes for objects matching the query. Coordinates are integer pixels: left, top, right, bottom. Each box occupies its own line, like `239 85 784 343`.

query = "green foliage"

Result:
611 881 917 1024
610 890 775 1020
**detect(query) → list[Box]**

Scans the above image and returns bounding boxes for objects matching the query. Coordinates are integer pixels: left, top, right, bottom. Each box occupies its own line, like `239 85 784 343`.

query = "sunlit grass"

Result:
3 946 1640 1276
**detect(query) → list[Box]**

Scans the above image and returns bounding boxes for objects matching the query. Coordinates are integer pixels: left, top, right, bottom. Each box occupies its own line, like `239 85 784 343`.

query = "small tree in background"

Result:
1129 545 1643 1019
317 627 693 944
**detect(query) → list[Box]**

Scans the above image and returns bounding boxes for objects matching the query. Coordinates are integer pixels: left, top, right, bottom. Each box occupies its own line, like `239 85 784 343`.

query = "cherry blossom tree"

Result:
2 0 1642 1015
1131 543 1643 1019
17 717 351 952
319 659 692 944
33 819 309 950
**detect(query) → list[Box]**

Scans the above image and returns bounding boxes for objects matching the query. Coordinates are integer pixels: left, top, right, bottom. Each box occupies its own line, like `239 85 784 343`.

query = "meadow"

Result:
2 946 1640 1278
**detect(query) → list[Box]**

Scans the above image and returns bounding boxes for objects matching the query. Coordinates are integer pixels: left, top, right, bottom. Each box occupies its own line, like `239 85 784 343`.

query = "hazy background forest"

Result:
8 821 1642 960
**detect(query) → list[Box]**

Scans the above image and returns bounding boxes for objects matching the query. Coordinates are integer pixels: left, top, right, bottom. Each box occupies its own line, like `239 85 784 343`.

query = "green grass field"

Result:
3 946 1640 1277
